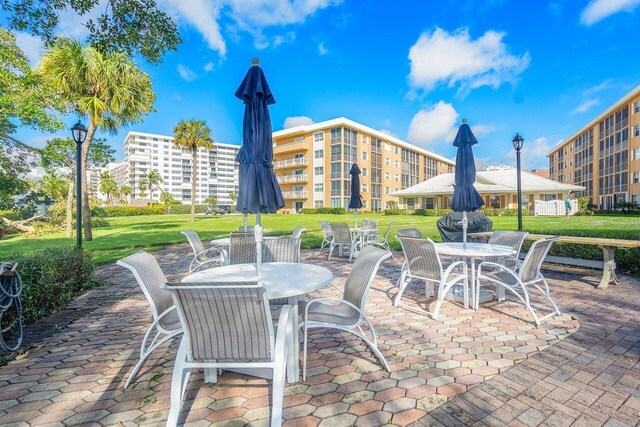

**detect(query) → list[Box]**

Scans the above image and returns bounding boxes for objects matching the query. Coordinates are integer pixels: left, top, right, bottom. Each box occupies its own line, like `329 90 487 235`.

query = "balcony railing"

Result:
277 174 308 183
273 157 308 168
282 190 308 199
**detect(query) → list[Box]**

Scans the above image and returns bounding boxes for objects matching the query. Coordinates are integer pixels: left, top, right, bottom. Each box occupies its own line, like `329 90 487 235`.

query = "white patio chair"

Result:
366 222 395 258
291 226 306 239
229 231 257 265
477 236 560 325
394 228 422 285
485 230 529 272
164 281 291 427
328 222 361 262
318 221 334 254
303 246 392 380
181 230 226 273
394 236 469 319
263 237 303 306
359 219 378 244
116 251 183 389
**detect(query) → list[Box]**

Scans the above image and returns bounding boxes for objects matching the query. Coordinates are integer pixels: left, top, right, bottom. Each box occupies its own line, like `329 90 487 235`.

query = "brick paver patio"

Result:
0 245 638 426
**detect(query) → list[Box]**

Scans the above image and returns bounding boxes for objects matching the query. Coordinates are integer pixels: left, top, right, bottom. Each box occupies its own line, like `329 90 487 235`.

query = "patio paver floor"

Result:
0 245 638 426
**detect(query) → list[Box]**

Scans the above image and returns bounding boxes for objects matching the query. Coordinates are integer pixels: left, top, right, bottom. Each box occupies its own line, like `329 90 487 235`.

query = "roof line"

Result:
124 131 240 148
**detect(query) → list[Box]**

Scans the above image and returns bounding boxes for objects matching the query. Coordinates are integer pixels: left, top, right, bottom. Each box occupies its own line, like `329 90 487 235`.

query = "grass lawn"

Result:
1 213 639 266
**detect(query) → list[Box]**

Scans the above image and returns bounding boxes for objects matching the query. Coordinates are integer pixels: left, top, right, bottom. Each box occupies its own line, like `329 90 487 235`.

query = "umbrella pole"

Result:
243 213 248 229
462 211 468 249
254 224 263 277
256 212 262 227
354 209 358 228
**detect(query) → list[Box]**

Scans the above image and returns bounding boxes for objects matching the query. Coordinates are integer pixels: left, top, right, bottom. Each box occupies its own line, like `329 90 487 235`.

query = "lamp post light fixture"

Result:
512 133 525 231
71 121 88 248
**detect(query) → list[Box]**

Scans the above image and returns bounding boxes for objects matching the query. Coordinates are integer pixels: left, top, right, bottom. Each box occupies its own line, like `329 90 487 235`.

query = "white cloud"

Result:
503 136 553 170
571 98 599 115
407 101 459 146
318 42 328 55
470 124 497 138
284 116 314 129
11 31 44 66
256 31 296 49
160 0 226 56
204 62 215 72
225 0 340 28
580 0 640 25
408 27 530 96
584 78 615 96
177 64 199 81
378 129 397 137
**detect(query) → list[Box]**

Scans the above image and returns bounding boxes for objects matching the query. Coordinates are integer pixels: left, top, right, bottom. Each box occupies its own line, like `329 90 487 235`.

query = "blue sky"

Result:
9 0 640 171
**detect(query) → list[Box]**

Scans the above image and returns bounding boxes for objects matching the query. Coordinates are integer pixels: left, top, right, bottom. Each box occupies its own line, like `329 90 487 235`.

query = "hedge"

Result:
301 207 346 214
102 205 209 217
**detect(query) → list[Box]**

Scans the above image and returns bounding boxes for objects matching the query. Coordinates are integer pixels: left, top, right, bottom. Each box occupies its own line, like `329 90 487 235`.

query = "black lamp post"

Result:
512 133 524 231
71 121 88 248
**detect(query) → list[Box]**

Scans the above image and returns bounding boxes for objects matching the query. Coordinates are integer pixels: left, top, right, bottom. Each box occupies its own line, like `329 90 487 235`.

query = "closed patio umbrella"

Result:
450 119 485 248
348 163 363 227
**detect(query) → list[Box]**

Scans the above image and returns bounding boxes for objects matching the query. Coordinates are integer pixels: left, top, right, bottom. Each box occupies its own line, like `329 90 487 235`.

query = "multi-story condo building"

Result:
123 131 240 205
108 161 129 190
548 85 640 209
272 117 455 212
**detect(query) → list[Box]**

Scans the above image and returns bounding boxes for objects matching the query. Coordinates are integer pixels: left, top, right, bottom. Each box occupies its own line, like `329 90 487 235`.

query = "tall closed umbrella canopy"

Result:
450 120 485 212
235 59 285 215
348 163 363 209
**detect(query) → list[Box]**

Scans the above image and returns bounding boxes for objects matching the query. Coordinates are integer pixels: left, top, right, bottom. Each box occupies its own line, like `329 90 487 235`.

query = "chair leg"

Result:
302 321 309 381
327 242 335 260
167 340 189 427
270 357 286 426
125 329 181 389
358 316 390 372
394 273 410 307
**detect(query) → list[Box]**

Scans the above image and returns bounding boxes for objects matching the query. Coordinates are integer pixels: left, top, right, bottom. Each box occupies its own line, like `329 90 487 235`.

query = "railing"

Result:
277 174 308 183
534 199 578 216
282 190 308 199
273 157 308 168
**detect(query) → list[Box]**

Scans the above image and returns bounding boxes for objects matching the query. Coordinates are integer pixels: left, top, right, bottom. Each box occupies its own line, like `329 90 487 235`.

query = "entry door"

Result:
294 201 304 213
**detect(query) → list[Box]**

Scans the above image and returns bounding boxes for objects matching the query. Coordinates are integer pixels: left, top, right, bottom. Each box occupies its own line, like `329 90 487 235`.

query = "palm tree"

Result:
39 170 69 202
119 185 132 204
99 171 117 205
172 119 214 221
139 170 163 205
40 38 155 240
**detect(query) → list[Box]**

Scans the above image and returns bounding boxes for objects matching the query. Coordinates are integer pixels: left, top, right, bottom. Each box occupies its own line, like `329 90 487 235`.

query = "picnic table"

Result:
469 232 640 289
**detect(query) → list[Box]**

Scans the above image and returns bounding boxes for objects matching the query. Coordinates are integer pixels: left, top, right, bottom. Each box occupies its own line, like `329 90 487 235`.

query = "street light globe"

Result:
71 121 88 145
512 133 524 151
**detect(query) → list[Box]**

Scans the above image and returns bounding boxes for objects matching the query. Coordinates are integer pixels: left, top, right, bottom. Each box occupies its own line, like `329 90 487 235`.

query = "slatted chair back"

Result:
117 252 173 327
291 226 306 239
342 246 391 309
166 282 274 362
397 236 443 282
519 237 557 283
396 228 422 238
360 219 378 234
319 221 333 237
380 222 395 241
229 232 257 265
263 237 301 263
181 230 206 260
486 231 529 269
330 222 353 246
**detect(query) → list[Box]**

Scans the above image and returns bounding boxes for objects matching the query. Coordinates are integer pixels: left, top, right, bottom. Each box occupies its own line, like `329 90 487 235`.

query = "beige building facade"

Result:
548 85 640 209
272 117 454 213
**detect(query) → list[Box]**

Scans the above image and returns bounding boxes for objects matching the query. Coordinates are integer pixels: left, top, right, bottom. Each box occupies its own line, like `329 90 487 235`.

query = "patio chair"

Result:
485 230 529 271
318 221 334 254
181 230 226 273
476 236 560 325
366 222 395 257
360 219 378 244
116 252 183 389
229 232 257 265
394 228 422 285
263 237 302 306
303 246 392 380
164 281 291 427
394 236 469 319
328 222 361 262
291 226 306 239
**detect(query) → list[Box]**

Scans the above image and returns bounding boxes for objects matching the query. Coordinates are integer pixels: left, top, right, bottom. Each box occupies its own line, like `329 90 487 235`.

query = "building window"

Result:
361 135 368 144
394 160 399 168
330 127 341 144
406 198 415 209
634 124 640 137
314 132 324 142
394 174 399 181
361 151 368 160
314 183 323 192
385 172 390 180
330 197 341 207
490 195 501 208
385 158 390 166
394 146 399 154
362 184 368 193
634 172 640 184
314 166 323 175
425 197 435 209
544 194 555 201
385 187 390 194
362 168 368 176
315 200 323 208
633 148 640 161
394 187 399 192
314 150 324 158
634 101 640 114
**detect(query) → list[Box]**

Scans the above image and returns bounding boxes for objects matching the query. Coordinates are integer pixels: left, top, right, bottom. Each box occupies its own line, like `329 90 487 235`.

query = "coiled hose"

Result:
0 263 23 352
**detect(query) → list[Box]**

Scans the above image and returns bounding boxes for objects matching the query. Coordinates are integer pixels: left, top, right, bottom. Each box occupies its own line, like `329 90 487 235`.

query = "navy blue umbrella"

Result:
235 59 284 225
450 119 484 212
348 163 363 227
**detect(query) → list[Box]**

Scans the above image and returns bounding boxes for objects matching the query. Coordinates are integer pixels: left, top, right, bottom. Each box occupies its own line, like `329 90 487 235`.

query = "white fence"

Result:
534 199 578 216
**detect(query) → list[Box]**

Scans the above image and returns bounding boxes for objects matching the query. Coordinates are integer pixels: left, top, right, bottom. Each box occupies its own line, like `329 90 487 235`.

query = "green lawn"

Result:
1 213 639 266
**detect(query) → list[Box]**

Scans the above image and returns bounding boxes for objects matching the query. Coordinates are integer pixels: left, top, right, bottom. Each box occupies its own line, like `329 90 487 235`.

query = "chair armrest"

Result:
304 297 367 320
274 305 291 361
477 261 521 283
443 260 467 280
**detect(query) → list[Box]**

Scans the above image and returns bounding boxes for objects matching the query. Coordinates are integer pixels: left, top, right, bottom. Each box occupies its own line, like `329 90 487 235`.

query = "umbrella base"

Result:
446 285 493 305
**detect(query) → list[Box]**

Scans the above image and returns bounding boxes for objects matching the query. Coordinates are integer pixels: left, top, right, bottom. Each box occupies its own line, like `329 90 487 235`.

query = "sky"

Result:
8 0 640 172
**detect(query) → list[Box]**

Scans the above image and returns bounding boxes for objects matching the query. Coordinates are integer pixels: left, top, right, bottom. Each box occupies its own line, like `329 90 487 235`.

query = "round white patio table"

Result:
182 262 333 383
435 242 515 309
210 236 279 246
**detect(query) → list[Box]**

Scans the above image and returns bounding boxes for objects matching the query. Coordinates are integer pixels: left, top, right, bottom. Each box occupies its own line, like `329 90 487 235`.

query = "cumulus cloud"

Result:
160 0 226 56
204 62 215 72
580 0 640 25
571 98 599 115
471 124 497 138
177 64 199 81
407 101 459 146
318 42 328 55
503 136 553 170
408 27 530 96
284 116 314 129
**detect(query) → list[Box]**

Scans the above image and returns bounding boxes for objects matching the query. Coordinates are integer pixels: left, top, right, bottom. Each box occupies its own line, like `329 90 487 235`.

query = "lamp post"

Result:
71 121 88 248
512 133 524 231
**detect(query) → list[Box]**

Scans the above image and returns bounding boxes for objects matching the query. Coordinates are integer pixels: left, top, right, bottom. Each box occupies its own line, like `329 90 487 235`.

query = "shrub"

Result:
384 208 403 215
166 204 209 215
11 248 100 325
412 208 453 216
44 203 110 229
482 208 530 217
302 207 346 214
102 205 167 217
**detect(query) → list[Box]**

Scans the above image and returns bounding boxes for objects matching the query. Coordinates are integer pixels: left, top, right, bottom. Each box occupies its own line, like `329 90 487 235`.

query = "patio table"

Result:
182 262 333 383
435 242 515 309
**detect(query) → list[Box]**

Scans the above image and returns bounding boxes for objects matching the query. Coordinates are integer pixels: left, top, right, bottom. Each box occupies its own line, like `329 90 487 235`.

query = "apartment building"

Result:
548 85 640 209
272 117 455 212
123 132 240 205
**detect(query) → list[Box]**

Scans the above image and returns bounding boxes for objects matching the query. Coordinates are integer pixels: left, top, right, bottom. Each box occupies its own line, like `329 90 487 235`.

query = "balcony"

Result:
282 190 308 199
277 174 308 184
273 141 308 154
273 157 308 169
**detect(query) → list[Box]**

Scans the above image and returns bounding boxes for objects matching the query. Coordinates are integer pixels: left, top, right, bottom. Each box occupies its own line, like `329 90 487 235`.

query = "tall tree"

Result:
38 170 69 202
139 170 163 205
1 0 181 64
40 38 155 240
173 119 214 222
99 171 117 205
40 137 114 236
119 185 132 204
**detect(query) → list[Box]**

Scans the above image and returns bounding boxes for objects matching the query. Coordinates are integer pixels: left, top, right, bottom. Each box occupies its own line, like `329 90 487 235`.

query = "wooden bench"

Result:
469 232 640 289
